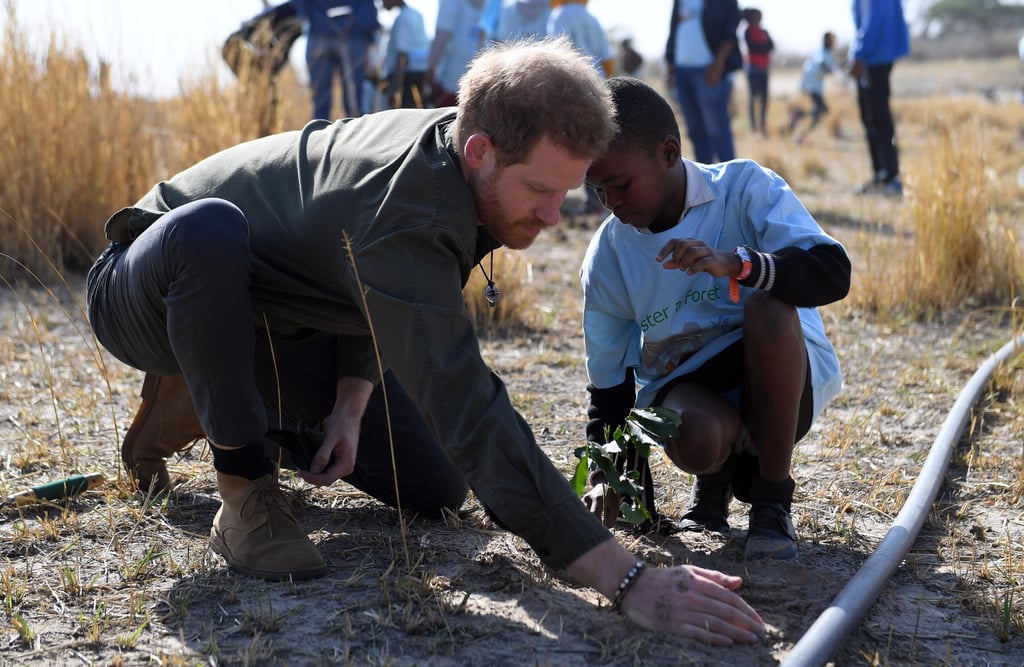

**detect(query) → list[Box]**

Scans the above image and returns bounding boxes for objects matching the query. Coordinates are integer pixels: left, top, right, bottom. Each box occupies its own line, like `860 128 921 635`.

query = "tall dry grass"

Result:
0 6 307 279
3 6 1024 326
849 99 1024 318
0 5 159 276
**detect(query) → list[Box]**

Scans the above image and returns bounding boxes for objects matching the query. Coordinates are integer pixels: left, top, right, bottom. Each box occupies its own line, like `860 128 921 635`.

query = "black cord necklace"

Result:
477 252 500 307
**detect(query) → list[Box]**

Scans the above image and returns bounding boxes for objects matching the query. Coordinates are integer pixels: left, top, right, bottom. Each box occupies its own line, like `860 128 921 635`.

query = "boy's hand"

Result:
656 238 739 277
582 481 621 528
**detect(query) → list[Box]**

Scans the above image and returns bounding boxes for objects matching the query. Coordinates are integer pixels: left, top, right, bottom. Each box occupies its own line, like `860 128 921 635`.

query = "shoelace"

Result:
238 482 295 538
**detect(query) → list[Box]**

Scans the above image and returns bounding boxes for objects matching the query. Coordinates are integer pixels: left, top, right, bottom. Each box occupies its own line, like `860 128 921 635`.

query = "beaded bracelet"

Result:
611 560 647 613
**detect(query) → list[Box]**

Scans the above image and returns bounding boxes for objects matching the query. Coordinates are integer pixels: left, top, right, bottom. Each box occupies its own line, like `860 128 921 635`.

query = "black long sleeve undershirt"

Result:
740 242 851 307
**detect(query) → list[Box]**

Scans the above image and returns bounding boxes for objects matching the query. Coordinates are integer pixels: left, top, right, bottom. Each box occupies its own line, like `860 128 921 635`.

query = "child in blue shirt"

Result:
789 31 838 142
380 0 430 108
580 77 850 560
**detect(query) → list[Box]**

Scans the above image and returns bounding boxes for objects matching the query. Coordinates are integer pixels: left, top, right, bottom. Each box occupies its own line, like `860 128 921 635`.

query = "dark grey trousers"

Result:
87 198 467 516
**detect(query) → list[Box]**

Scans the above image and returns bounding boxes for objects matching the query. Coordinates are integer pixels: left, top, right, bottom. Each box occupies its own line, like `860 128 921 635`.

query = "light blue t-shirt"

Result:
581 158 843 420
434 0 485 92
383 5 429 76
495 1 551 43
672 0 713 67
547 3 612 76
800 45 837 95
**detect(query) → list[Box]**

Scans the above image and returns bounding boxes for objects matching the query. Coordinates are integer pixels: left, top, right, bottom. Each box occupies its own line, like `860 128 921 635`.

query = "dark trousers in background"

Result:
856 62 900 183
87 198 468 517
746 66 769 134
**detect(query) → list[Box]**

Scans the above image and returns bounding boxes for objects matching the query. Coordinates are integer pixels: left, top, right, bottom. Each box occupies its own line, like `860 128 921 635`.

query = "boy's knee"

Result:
664 434 729 475
743 291 800 338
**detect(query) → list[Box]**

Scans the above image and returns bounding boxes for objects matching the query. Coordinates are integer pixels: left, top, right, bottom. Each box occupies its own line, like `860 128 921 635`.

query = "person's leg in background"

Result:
856 65 885 184
747 66 768 134
673 65 713 163
338 34 373 118
867 62 899 187
699 72 736 162
306 34 338 120
856 62 900 194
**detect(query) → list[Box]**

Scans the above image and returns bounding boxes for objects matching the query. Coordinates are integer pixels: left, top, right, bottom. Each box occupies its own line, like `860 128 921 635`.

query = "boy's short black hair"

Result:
605 77 680 156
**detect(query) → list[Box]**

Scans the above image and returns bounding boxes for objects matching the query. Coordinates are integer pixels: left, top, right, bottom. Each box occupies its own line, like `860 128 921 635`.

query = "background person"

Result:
789 31 838 143
849 0 910 197
742 7 773 136
665 0 743 163
294 0 380 119
548 0 614 77
379 0 430 108
427 0 486 107
494 0 551 43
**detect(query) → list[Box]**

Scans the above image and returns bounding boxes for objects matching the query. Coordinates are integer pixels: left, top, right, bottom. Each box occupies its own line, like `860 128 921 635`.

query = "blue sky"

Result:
5 0 925 98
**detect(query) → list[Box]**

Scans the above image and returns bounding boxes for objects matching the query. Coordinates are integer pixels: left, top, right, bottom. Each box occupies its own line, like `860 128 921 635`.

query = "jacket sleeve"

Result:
335 334 382 386
739 242 851 307
357 222 611 572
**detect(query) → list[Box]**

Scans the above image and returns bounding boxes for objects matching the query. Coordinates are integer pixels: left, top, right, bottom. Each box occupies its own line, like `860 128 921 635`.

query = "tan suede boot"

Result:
209 473 327 580
121 373 206 493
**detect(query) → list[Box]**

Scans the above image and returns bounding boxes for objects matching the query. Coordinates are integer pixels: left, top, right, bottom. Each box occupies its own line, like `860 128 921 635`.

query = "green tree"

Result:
922 0 1024 36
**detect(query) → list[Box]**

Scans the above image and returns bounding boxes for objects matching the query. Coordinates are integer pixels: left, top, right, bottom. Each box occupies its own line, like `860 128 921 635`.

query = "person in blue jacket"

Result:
580 77 850 561
294 0 380 119
849 0 910 197
664 0 742 164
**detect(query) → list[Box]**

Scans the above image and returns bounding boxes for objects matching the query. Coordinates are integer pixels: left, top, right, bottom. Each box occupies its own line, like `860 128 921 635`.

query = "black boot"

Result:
678 454 736 534
745 474 797 560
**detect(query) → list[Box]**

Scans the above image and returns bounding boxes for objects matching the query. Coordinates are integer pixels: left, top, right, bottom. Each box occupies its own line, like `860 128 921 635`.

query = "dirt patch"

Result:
4 55 1024 663
1 218 1023 666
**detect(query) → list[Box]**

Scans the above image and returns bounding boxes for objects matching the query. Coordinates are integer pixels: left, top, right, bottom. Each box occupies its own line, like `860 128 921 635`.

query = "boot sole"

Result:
744 539 798 560
209 528 328 581
678 518 730 534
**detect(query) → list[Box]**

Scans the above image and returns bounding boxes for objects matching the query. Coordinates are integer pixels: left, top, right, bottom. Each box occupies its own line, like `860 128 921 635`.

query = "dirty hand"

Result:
620 564 765 645
582 481 621 528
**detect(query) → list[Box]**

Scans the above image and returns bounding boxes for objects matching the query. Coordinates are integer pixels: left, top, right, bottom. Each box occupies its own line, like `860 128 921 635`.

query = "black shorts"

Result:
652 338 814 443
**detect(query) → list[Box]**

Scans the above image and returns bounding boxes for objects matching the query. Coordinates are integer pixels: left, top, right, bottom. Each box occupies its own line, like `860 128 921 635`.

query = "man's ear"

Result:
463 132 494 169
661 135 682 167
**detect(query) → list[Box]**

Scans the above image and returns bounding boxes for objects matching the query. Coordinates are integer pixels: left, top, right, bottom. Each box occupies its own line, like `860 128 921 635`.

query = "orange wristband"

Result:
730 246 753 303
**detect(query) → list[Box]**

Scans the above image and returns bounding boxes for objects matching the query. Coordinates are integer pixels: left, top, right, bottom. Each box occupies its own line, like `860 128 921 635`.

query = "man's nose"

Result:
537 193 563 227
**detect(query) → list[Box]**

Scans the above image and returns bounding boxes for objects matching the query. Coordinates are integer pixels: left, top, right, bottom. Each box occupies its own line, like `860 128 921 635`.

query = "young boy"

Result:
789 31 838 142
580 77 850 560
380 0 430 109
742 8 774 135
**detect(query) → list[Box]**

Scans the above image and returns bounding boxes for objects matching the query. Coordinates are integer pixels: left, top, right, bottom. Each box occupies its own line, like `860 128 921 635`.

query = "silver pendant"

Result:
484 281 500 307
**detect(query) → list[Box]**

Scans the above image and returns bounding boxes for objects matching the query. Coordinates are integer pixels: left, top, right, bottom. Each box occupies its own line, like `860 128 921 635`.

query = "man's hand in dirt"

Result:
566 539 765 645
619 563 765 645
582 481 621 528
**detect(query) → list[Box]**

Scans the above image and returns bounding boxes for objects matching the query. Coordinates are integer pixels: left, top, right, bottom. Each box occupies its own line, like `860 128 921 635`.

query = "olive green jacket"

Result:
104 108 610 569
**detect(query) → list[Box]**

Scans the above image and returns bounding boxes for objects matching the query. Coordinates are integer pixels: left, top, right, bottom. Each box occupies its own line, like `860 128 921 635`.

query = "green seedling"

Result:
572 406 681 525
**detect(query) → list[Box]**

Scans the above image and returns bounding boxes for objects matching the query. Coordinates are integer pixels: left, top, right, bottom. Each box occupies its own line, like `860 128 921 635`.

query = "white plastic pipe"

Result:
783 333 1024 667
